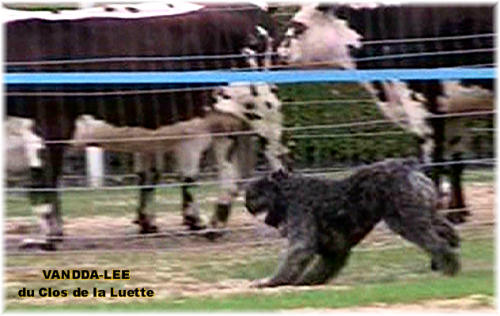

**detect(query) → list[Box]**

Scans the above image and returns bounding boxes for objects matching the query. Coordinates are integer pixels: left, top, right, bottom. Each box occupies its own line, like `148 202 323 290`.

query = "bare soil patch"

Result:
290 295 496 313
5 183 494 252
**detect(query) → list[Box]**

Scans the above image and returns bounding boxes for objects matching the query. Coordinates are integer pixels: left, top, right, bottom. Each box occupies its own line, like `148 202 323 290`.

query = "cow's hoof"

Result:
445 210 471 224
133 218 158 234
139 225 158 234
20 239 57 251
48 231 64 243
188 222 207 231
203 230 225 241
182 217 194 226
431 259 439 271
184 214 208 231
214 202 231 225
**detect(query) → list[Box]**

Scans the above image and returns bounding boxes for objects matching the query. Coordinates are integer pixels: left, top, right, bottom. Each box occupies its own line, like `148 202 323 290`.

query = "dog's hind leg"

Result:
432 214 460 248
384 209 460 276
430 214 460 270
294 252 350 286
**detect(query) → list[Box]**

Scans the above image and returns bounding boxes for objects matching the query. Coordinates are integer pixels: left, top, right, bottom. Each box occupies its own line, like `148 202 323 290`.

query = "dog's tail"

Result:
399 157 420 169
372 158 421 173
351 158 425 190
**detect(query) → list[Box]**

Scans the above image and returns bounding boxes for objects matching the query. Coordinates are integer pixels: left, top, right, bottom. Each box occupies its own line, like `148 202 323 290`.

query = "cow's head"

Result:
213 83 288 171
277 3 362 69
213 83 281 122
242 25 277 69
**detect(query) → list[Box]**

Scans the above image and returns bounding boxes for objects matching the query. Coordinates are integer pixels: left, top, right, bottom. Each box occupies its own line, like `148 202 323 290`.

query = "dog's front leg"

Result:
252 243 315 288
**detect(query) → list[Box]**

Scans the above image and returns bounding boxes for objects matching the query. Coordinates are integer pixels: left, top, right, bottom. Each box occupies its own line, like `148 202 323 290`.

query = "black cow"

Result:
5 2 279 249
278 4 495 222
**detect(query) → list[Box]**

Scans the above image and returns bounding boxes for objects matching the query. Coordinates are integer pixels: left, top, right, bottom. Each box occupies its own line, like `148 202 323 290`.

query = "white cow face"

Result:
278 3 362 69
213 83 287 171
213 84 281 122
277 21 309 65
5 117 44 174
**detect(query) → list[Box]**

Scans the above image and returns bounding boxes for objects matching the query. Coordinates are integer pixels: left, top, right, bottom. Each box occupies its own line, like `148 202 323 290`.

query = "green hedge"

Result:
277 83 493 169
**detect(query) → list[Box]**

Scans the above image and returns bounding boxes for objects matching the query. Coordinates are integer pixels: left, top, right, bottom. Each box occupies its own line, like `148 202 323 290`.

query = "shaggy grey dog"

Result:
245 159 460 287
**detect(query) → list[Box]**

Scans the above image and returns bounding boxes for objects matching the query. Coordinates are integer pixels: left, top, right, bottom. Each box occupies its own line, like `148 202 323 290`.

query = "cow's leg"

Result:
410 82 447 210
428 109 467 224
22 143 64 250
430 114 445 195
446 152 469 223
21 111 75 250
252 124 288 172
176 139 211 230
210 137 240 229
133 154 158 233
180 177 206 230
449 159 465 209
443 117 470 223
46 145 65 239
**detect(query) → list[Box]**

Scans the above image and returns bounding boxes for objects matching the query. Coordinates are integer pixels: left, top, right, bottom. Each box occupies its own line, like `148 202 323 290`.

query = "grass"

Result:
4 174 494 311
5 237 494 311
462 170 495 183
5 168 493 219
6 270 493 311
185 238 494 284
5 184 222 218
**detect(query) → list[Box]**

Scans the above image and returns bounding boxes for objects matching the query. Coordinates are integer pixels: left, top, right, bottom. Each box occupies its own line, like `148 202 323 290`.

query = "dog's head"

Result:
244 169 289 228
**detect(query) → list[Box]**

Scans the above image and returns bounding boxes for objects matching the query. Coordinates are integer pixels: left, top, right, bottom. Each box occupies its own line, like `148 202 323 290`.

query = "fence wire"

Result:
6 165 493 185
5 33 494 67
8 110 494 146
4 214 494 242
3 8 496 299
5 232 493 257
4 158 495 193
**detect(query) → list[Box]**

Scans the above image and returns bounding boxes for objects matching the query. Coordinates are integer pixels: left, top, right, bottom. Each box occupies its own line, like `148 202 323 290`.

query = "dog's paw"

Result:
250 278 271 288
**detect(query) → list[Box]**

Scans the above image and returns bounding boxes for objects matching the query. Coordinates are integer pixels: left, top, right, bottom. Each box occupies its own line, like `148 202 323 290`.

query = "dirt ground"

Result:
4 183 494 252
4 183 495 309
289 295 496 313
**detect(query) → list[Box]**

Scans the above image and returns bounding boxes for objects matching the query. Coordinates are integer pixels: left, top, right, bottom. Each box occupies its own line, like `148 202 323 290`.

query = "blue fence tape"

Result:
5 68 495 85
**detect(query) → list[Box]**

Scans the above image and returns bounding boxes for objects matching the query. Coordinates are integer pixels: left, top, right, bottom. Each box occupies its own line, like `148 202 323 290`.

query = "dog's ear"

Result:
315 3 335 15
264 199 287 228
240 180 252 192
271 169 289 182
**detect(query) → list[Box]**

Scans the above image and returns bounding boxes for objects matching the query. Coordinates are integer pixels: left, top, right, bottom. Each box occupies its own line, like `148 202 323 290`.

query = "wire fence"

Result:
4 211 494 242
5 33 495 67
5 230 493 257
3 158 495 193
3 7 496 305
5 163 494 186
6 110 495 146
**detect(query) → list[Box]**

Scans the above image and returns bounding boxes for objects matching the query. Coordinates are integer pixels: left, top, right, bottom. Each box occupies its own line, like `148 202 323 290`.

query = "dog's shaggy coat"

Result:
245 159 460 287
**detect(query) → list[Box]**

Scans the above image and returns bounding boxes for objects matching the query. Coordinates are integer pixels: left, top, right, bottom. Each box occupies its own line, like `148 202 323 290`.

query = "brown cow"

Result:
5 2 281 249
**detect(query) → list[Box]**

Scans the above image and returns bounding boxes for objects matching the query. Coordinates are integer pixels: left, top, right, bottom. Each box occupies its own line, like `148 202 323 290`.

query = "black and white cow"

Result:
71 83 285 231
278 4 495 222
5 2 283 249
